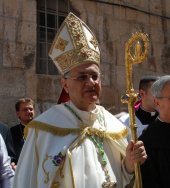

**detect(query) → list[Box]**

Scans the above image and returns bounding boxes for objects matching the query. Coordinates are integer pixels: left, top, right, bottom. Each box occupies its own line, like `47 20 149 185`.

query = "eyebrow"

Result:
78 71 100 75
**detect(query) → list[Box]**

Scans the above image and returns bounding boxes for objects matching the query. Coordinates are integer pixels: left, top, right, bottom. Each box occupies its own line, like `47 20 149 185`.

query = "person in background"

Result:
10 98 35 164
13 12 147 188
139 75 170 188
119 75 159 141
0 121 16 170
0 134 15 188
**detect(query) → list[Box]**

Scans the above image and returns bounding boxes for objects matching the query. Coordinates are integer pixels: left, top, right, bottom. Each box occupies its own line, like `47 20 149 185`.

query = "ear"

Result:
154 98 160 109
139 89 145 99
61 78 69 93
16 111 20 118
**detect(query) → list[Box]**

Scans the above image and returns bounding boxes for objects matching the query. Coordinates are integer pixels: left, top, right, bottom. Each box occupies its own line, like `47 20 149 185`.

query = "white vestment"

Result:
13 101 134 188
119 114 148 142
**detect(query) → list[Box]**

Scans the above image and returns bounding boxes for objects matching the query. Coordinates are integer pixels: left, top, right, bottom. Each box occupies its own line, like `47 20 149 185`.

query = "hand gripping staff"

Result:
121 32 149 188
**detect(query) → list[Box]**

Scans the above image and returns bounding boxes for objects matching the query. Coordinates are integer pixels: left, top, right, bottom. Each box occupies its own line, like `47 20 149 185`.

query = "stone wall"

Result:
71 0 170 114
0 0 62 126
0 0 170 126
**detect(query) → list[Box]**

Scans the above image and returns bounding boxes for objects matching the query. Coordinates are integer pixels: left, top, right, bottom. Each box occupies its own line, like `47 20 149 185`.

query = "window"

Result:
37 0 76 75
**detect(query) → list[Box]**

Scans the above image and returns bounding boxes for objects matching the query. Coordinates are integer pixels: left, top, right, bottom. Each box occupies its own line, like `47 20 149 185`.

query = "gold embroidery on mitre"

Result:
55 48 100 74
55 38 68 51
66 14 87 49
48 12 100 75
90 36 98 49
52 13 100 74
49 20 66 55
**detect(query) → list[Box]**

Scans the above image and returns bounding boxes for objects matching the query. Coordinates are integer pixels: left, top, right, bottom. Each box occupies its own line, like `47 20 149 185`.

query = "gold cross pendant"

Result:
102 168 117 187
102 180 116 188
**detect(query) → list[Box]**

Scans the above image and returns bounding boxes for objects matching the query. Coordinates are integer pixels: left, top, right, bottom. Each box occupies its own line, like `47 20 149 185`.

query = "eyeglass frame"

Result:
64 73 103 83
156 96 170 100
19 107 34 112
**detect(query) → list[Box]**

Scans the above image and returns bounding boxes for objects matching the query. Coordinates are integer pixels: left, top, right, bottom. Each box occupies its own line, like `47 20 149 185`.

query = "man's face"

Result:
140 81 155 111
61 63 101 111
155 83 170 123
16 102 35 125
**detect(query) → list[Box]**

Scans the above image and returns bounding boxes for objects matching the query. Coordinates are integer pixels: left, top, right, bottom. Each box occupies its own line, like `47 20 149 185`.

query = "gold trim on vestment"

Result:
68 132 88 188
50 182 60 188
68 150 76 188
25 120 128 140
49 156 65 188
34 129 39 188
42 154 53 184
25 120 128 188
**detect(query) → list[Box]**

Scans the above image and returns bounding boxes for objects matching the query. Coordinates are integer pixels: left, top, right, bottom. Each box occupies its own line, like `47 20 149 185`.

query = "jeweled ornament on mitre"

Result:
49 12 100 75
55 38 68 51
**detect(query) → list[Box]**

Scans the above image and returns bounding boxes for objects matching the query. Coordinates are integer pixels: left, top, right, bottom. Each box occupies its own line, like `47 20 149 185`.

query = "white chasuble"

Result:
13 101 134 188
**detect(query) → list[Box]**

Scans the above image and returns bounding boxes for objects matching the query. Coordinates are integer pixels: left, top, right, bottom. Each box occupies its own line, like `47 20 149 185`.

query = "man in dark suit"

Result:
11 98 35 164
0 121 15 162
139 75 170 188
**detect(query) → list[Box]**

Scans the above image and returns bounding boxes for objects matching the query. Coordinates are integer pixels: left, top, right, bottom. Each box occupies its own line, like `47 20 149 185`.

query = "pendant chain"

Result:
64 103 116 187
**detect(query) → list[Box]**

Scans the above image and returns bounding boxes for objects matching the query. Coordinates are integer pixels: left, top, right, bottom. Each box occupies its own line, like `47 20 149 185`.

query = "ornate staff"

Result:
121 32 149 188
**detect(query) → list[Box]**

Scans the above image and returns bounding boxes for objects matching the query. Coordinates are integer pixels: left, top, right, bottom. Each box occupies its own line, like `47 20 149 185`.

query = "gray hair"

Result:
151 75 170 98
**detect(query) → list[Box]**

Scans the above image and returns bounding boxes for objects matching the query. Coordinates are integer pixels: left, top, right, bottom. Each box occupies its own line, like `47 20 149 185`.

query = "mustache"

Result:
84 87 100 97
84 86 97 92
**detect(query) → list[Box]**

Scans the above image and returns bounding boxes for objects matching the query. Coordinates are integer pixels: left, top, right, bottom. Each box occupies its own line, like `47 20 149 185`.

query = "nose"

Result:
26 108 33 113
86 76 95 86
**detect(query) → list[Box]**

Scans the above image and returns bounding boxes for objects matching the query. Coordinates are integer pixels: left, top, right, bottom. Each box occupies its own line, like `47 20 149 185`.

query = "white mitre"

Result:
49 12 100 75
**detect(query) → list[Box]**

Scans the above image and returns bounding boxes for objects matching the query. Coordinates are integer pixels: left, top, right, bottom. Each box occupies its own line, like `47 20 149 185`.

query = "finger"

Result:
11 162 15 166
131 149 146 159
131 141 144 151
131 154 147 164
126 140 135 152
131 145 145 155
130 151 147 163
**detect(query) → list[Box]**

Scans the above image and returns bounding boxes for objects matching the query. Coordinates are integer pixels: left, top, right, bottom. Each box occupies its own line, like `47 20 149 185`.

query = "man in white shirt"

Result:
13 12 147 188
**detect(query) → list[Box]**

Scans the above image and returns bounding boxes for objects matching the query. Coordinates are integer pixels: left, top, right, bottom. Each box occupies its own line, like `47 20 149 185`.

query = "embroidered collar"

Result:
65 101 104 128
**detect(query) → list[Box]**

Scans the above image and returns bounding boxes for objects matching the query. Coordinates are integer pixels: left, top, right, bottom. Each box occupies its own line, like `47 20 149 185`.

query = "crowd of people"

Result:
1 12 169 188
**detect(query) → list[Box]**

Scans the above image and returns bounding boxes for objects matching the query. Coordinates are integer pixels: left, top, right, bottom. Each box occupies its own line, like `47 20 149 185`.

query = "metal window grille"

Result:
36 0 70 75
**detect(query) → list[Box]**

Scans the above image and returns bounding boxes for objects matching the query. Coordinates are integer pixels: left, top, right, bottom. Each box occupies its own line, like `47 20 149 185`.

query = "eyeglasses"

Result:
157 97 170 100
65 73 102 82
19 108 34 112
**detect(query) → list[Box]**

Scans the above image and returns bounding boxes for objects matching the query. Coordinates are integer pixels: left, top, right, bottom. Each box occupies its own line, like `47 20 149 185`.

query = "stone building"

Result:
0 0 170 126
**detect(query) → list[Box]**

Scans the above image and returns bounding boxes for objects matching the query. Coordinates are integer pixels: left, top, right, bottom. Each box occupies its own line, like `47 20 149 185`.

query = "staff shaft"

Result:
128 100 142 188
